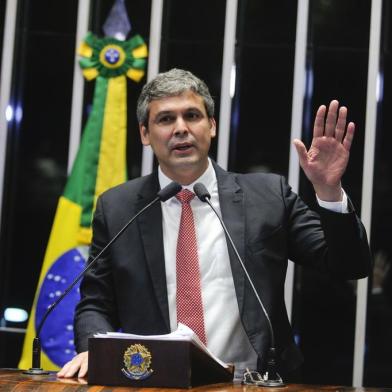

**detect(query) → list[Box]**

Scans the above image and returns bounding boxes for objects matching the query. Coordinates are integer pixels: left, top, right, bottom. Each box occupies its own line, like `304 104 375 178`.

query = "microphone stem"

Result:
204 198 276 348
33 196 160 367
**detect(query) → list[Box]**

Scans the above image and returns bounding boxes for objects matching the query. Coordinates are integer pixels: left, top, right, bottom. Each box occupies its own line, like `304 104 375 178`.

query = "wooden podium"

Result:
1 369 391 391
88 337 234 388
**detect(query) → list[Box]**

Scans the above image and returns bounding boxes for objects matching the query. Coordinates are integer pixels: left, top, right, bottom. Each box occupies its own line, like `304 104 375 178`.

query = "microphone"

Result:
193 182 284 387
24 181 182 375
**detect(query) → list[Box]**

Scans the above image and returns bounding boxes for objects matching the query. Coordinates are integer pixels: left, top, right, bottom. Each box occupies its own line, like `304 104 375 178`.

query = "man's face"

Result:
139 90 216 184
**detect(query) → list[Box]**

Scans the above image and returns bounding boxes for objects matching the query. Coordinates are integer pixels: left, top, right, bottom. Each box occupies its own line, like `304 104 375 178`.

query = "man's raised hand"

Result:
293 100 355 201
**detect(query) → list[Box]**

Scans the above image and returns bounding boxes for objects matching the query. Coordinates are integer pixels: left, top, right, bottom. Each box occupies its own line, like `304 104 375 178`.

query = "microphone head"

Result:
193 183 211 202
157 182 182 201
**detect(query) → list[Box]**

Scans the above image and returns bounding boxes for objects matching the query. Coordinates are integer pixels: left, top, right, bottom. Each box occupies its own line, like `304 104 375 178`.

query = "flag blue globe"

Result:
35 246 88 367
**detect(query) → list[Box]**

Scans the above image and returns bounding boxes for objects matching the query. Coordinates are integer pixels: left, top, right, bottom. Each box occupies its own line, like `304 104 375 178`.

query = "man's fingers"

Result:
57 351 88 379
342 122 355 151
293 139 308 167
65 363 82 378
78 355 89 378
335 106 347 143
324 100 339 137
314 100 351 143
313 105 326 138
57 361 77 378
57 362 71 378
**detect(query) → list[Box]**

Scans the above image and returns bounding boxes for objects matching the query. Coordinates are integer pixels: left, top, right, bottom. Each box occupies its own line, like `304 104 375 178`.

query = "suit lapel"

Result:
213 163 246 316
136 174 170 331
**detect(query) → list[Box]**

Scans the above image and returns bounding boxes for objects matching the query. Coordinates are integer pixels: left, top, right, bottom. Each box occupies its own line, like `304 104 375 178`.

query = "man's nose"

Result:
173 116 189 136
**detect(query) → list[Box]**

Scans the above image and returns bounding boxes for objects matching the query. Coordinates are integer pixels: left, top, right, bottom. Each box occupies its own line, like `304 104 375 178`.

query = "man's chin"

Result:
160 156 208 180
171 155 207 169
168 151 192 162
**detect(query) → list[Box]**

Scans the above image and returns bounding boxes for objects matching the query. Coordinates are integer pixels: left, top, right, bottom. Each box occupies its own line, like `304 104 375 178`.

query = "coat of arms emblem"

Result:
121 343 154 380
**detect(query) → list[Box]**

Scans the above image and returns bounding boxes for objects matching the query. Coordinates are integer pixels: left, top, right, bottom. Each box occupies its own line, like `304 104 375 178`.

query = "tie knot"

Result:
176 188 195 204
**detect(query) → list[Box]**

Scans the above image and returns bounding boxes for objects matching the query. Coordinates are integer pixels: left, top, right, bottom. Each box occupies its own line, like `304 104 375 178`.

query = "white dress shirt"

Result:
159 160 258 377
158 159 348 377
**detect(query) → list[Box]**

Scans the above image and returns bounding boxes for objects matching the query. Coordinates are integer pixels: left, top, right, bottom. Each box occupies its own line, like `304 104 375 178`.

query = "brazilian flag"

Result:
18 33 147 370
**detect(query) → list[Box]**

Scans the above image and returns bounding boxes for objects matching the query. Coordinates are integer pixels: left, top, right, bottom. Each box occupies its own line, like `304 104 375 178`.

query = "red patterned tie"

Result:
176 189 207 345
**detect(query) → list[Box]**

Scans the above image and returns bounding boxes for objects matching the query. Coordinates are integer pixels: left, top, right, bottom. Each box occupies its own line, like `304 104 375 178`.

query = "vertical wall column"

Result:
0 0 19 235
353 0 382 386
67 0 91 174
217 0 238 170
284 0 309 320
141 0 164 176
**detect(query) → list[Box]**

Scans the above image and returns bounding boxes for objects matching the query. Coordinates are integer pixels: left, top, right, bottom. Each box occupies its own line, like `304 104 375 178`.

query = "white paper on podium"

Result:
94 323 229 369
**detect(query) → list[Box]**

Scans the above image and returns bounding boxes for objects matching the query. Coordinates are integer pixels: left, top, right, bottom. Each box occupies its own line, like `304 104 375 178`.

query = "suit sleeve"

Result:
74 196 119 352
281 176 372 279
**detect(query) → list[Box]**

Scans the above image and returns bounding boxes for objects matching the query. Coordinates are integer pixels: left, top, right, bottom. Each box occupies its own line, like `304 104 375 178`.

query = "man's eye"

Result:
157 115 174 124
185 112 202 120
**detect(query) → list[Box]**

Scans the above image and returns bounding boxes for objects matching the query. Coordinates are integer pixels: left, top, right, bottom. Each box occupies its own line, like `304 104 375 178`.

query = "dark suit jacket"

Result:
74 163 371 375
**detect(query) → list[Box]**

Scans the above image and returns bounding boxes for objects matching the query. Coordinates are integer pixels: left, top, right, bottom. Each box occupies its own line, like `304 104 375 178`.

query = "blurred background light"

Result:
4 308 28 323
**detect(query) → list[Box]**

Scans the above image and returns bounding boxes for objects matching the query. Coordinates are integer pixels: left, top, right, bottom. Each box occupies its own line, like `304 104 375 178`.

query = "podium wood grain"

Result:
0 369 390 391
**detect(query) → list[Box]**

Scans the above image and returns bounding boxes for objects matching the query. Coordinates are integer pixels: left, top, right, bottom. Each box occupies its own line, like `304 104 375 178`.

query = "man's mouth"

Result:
172 143 193 151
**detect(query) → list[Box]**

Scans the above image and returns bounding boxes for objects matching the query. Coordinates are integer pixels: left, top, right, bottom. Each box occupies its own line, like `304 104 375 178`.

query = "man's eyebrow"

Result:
184 106 203 112
153 107 203 117
154 110 173 116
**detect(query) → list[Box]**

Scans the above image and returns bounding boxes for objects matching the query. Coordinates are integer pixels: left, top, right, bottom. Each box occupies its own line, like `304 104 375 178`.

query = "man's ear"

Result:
139 124 150 146
209 118 217 138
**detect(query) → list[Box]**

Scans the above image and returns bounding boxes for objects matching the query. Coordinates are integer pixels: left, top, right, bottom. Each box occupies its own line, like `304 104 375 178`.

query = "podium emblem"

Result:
121 344 154 380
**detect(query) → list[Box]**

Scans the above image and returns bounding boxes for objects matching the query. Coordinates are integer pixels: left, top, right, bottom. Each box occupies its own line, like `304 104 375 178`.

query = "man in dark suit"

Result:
58 68 371 380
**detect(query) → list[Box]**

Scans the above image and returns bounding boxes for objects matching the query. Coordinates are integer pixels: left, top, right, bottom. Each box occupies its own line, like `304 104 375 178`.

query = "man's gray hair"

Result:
136 68 215 126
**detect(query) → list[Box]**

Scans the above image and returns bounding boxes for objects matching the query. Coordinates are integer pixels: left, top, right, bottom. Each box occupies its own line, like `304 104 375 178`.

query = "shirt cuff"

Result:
316 189 348 213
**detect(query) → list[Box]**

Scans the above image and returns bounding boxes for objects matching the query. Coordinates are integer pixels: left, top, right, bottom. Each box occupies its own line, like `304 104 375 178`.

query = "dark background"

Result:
0 0 390 387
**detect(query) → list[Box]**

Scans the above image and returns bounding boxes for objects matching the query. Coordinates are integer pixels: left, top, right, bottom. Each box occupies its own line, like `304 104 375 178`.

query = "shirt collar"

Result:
158 158 217 203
